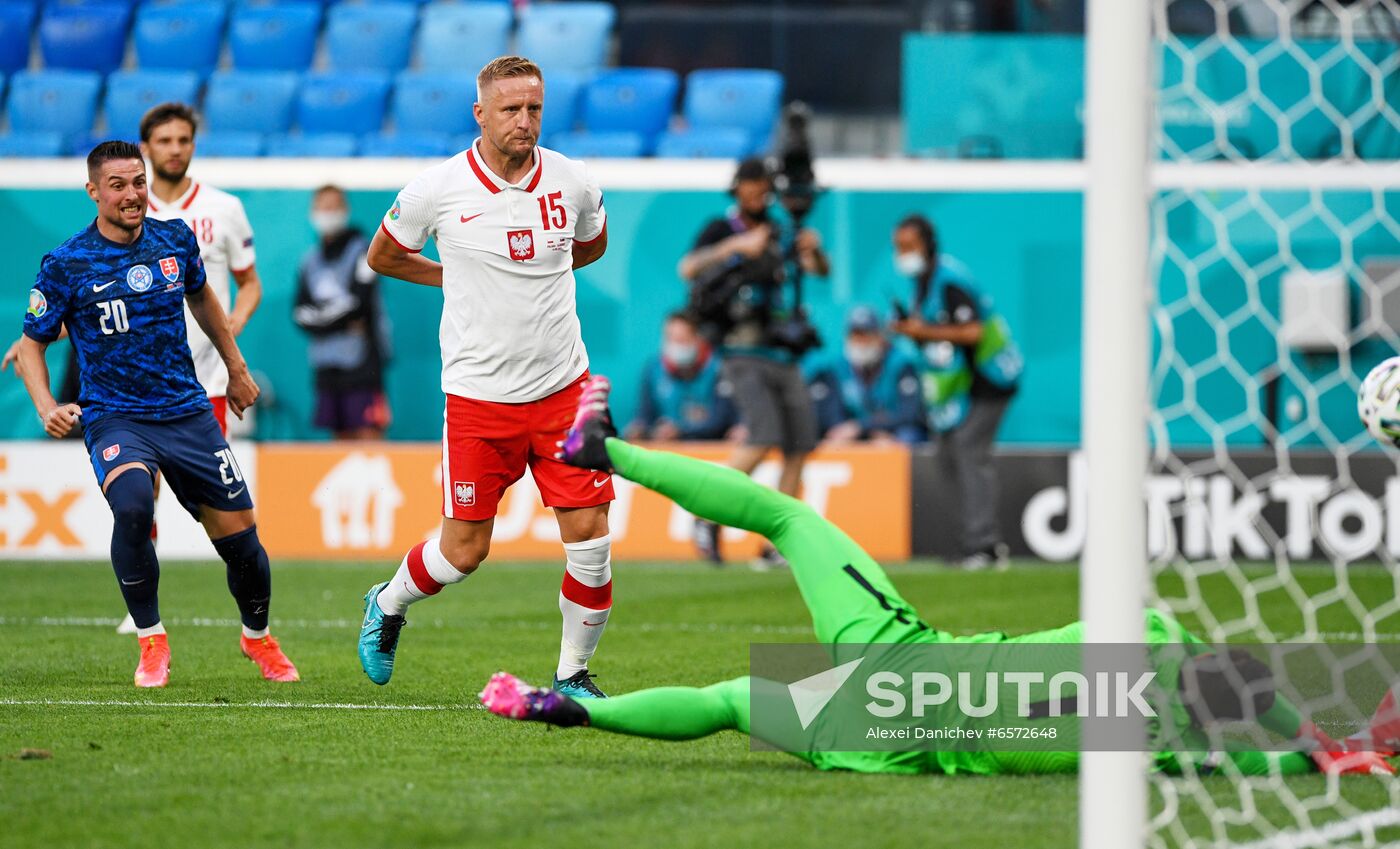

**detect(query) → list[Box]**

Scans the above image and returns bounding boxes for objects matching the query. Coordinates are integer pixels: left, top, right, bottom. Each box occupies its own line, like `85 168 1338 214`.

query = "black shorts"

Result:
722 355 819 454
83 410 254 517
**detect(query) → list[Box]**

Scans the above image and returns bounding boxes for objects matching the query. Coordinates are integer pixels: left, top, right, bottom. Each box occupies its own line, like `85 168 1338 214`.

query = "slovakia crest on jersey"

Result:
103 444 121 462
507 229 535 261
159 256 179 282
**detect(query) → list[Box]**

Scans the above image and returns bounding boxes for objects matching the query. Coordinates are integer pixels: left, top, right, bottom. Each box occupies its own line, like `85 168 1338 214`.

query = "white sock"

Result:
136 622 166 638
557 534 613 680
376 538 469 616
242 626 269 639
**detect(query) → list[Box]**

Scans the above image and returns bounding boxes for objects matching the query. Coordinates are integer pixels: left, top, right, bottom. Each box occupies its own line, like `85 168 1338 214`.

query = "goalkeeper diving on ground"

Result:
480 377 1400 778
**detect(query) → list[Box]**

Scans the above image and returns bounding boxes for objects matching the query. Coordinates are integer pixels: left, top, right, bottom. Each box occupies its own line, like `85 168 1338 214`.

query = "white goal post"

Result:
1080 2 1152 849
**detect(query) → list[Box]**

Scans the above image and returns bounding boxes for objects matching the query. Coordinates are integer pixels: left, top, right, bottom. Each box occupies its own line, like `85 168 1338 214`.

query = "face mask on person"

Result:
664 342 700 368
845 341 884 369
894 251 928 278
310 210 349 237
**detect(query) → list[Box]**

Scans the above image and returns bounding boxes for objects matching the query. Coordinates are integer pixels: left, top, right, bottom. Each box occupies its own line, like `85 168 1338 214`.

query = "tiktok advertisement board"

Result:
911 447 1400 561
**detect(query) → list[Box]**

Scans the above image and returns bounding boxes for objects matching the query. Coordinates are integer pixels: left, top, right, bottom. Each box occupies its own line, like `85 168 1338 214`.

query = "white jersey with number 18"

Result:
380 140 606 404
147 181 257 397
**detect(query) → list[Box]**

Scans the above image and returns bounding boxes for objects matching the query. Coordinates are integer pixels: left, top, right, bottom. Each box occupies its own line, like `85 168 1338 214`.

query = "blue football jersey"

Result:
24 217 211 422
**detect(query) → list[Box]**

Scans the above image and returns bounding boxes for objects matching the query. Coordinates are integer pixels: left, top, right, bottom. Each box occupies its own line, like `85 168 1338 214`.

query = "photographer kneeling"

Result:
679 157 829 569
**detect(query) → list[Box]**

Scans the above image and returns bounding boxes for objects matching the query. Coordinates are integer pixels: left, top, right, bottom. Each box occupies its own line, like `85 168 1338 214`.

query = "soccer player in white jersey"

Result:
357 56 614 698
141 102 262 431
112 103 263 635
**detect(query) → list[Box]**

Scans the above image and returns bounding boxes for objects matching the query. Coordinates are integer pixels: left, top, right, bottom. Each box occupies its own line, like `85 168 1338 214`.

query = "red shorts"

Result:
441 373 615 521
209 395 227 436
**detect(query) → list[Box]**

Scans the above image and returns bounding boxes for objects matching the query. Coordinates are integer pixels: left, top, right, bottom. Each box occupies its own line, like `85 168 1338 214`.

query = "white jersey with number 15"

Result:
380 140 606 404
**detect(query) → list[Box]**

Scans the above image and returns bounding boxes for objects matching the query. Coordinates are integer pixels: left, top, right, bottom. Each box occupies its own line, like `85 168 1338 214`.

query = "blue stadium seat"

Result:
655 127 750 159
548 130 644 159
683 69 782 153
516 2 613 76
0 2 37 74
104 70 202 139
134 1 226 75
297 71 390 135
0 130 64 156
39 2 131 73
7 69 101 136
204 70 299 133
416 2 510 73
197 130 264 156
266 132 357 157
326 2 416 72
391 70 475 136
581 68 678 150
229 1 321 71
359 130 450 157
540 69 586 138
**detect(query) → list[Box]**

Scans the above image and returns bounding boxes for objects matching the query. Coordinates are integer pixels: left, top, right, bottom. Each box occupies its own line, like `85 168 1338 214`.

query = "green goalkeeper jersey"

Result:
800 610 1210 777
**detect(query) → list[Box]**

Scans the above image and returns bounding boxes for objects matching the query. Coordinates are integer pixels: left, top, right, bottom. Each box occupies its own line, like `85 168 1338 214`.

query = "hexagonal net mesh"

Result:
1149 2 1400 847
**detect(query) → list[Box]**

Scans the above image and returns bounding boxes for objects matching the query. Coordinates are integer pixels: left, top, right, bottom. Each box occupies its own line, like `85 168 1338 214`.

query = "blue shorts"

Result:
83 411 254 518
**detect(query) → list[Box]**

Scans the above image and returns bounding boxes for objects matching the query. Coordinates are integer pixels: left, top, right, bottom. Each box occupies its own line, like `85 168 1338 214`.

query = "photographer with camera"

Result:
889 214 1022 572
678 153 829 569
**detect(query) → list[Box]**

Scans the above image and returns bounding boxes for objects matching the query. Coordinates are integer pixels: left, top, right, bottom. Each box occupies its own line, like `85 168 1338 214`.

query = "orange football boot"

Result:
240 634 300 682
134 633 171 688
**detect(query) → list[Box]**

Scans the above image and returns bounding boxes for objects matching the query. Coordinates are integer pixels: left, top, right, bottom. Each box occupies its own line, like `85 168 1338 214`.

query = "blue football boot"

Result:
552 669 607 699
358 582 406 685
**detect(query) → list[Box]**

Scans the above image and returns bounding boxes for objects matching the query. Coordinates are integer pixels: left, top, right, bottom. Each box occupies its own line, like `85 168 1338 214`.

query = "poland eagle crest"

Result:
507 229 535 261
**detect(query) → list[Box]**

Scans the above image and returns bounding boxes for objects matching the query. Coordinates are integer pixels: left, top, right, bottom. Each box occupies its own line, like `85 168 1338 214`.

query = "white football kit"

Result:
379 139 606 403
147 181 257 398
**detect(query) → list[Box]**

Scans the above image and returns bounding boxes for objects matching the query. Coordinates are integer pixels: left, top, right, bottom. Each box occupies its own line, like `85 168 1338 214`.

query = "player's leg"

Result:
359 394 527 684
85 418 170 686
481 672 820 757
157 412 298 681
117 468 163 636
529 374 617 697
563 379 934 648
550 504 612 696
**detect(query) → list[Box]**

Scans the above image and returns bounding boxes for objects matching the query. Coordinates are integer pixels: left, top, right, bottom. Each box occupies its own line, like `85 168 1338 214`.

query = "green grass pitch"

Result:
2 559 1397 848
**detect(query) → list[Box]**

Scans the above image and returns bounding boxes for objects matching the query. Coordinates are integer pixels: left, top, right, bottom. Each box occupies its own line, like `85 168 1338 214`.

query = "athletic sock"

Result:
377 538 468 616
105 470 161 629
557 534 612 680
212 525 272 632
242 626 269 639
136 622 166 639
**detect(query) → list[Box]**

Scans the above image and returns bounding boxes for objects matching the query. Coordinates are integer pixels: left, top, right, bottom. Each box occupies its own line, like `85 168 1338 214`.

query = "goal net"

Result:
1147 1 1400 846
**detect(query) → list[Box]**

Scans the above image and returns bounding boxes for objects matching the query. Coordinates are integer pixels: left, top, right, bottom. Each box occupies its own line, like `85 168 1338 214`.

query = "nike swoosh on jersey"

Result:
226 486 246 499
592 477 609 488
92 280 117 292
460 212 485 224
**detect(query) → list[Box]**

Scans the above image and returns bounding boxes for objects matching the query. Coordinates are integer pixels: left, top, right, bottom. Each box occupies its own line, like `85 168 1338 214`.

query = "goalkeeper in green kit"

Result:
480 377 1399 778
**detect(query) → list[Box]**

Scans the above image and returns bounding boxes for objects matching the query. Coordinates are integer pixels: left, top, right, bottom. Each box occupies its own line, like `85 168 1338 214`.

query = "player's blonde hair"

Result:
476 56 543 103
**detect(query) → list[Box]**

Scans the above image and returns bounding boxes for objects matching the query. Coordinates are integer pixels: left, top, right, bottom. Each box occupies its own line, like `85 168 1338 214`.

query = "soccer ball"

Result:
1359 357 1400 447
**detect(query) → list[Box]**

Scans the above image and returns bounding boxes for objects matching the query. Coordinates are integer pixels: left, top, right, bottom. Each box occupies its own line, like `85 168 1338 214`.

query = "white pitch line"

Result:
0 697 478 712
0 615 814 636
1229 808 1400 849
8 616 1400 641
